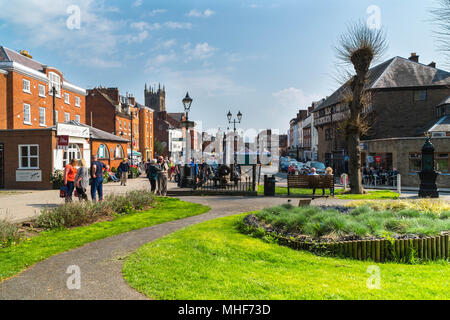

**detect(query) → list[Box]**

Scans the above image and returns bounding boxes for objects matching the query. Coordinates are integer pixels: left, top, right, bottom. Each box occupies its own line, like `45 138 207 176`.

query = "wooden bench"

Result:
287 175 334 196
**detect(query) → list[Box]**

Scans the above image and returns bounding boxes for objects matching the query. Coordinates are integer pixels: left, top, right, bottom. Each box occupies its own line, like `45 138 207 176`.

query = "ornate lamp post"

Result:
180 92 195 187
227 111 242 165
418 132 439 198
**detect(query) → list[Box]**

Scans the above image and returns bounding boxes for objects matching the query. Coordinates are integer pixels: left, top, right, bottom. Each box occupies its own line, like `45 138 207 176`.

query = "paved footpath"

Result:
0 196 348 300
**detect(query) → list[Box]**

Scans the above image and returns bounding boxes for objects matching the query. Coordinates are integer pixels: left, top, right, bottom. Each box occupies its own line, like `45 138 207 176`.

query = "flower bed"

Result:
240 203 450 263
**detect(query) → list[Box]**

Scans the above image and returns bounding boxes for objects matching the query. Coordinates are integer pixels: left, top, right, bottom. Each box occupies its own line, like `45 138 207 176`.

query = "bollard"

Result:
397 174 401 195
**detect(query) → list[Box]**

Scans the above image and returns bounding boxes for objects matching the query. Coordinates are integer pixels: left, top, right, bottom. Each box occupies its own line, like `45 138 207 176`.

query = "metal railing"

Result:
192 164 257 192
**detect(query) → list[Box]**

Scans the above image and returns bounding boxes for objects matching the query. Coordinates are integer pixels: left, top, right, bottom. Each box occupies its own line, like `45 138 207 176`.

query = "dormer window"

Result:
48 72 61 97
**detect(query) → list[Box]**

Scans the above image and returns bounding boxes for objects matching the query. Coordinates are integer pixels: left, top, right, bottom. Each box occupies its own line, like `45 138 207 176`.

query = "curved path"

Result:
0 196 348 300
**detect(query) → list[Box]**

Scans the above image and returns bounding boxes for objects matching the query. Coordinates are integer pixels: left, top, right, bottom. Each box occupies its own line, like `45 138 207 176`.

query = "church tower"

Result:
144 83 166 112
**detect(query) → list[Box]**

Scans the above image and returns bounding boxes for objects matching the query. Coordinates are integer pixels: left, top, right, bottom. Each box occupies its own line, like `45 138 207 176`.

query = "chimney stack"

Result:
428 62 436 68
409 53 419 63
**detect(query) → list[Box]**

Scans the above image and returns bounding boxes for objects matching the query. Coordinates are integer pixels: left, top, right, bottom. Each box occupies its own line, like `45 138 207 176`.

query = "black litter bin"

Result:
264 175 276 196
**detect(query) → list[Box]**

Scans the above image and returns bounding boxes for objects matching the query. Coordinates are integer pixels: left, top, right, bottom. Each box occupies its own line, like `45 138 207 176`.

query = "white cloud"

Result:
186 9 215 18
184 42 217 60
162 39 176 48
272 88 321 112
145 52 177 71
149 9 166 16
133 0 143 7
0 0 124 68
164 21 192 29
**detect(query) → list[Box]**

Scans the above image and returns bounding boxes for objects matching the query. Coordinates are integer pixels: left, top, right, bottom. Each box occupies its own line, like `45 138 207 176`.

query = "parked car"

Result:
281 160 298 172
305 161 326 174
294 162 308 174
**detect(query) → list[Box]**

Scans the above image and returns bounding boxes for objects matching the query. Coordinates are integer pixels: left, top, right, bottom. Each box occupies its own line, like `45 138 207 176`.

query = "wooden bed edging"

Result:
273 233 449 262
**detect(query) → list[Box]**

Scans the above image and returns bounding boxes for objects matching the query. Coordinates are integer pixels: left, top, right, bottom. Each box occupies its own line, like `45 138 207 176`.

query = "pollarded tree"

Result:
431 0 450 67
336 23 387 194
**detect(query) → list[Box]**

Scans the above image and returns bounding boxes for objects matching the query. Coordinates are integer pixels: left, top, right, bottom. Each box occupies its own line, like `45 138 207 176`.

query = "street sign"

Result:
375 156 382 163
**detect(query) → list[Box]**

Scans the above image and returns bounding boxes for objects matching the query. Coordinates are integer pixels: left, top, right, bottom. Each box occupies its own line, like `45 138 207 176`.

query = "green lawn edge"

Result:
0 197 210 282
257 185 399 200
123 213 449 300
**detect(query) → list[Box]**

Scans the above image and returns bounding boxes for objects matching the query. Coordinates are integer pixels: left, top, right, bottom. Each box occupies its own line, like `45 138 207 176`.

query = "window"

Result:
65 112 70 123
63 144 81 168
409 153 422 172
19 145 39 169
75 115 81 123
119 120 122 129
55 110 59 123
414 90 427 101
39 84 46 97
436 153 449 173
97 144 109 159
114 145 124 159
48 72 61 97
75 96 80 107
39 107 46 126
23 79 31 93
23 104 31 124
65 93 70 104
325 128 333 141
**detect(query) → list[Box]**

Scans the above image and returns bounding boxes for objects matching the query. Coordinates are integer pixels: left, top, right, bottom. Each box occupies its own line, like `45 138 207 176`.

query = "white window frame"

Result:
75 115 81 123
18 144 39 169
64 93 70 104
55 110 59 123
64 112 70 123
39 84 46 98
23 104 31 125
39 107 46 127
23 79 31 94
48 72 61 97
75 96 80 107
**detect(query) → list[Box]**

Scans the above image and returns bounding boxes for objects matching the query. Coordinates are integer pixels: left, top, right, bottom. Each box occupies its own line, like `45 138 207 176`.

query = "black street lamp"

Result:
227 110 243 165
180 92 195 187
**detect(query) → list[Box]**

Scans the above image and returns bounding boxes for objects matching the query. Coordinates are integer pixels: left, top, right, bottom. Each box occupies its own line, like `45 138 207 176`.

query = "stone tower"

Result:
144 83 166 112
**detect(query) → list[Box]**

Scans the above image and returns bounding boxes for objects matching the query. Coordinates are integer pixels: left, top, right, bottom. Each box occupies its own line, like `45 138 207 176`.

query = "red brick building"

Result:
0 46 86 130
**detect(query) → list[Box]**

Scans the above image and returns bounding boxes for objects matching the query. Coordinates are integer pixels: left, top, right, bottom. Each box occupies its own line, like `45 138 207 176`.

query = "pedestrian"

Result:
146 159 160 194
74 159 89 201
64 159 78 203
157 156 169 196
90 156 107 202
175 164 182 187
118 158 130 186
168 158 175 181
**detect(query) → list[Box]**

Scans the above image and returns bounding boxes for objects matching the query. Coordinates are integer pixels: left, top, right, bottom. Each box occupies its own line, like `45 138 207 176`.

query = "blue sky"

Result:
0 0 447 133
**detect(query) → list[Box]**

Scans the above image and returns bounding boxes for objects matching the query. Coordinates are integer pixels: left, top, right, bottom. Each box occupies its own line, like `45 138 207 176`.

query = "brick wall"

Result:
91 140 129 170
138 107 154 161
0 72 6 129
0 129 54 189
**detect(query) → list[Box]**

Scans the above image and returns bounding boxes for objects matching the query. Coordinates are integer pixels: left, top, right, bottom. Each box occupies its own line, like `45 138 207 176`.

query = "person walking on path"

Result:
64 159 78 203
168 158 175 181
90 156 107 202
157 156 169 196
118 159 130 186
146 159 161 194
74 159 89 201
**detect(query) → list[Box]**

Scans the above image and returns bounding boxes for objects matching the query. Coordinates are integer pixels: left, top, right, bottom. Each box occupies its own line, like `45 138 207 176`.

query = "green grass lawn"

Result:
123 214 449 300
0 198 209 282
257 185 399 200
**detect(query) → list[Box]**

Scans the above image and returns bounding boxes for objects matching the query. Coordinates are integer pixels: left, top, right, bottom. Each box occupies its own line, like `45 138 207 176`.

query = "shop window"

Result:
63 144 81 168
97 144 109 159
19 145 39 169
436 153 449 173
114 145 124 159
409 153 421 172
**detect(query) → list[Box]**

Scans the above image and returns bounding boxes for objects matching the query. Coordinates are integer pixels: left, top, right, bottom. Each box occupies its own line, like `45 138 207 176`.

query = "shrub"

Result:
347 199 450 216
35 190 156 230
0 219 20 247
50 170 64 189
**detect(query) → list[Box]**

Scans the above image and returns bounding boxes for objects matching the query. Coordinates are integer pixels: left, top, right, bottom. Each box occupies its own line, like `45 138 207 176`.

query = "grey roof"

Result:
438 96 450 107
314 56 450 112
65 121 129 142
0 46 46 72
168 112 184 122
428 116 450 133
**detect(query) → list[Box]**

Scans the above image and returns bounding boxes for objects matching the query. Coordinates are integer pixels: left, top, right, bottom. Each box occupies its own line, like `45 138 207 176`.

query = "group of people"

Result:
362 166 399 185
63 156 109 203
145 156 171 196
308 166 335 197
